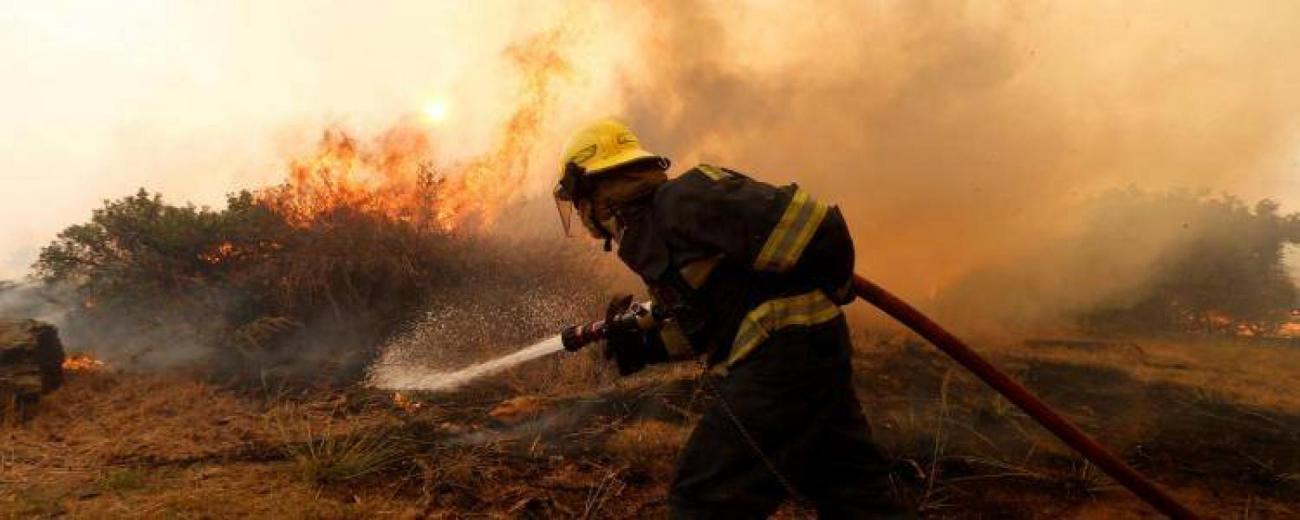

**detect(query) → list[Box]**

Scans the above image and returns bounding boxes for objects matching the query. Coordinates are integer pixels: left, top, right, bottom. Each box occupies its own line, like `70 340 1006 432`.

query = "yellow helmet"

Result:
560 118 663 176
553 118 668 239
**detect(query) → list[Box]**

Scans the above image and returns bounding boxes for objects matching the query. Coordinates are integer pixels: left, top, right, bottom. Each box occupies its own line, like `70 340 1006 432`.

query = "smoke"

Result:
611 1 1300 328
0 282 70 325
5 1 1300 337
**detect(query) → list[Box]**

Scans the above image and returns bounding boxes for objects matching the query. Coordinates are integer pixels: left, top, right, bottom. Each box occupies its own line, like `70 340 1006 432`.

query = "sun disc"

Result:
423 101 448 123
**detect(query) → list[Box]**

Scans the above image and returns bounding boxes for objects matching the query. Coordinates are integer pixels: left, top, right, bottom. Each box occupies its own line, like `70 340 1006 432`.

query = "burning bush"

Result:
34 184 598 384
31 123 601 385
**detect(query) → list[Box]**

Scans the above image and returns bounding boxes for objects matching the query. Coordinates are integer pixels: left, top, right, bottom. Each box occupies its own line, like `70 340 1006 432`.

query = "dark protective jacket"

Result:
616 164 857 368
615 164 899 517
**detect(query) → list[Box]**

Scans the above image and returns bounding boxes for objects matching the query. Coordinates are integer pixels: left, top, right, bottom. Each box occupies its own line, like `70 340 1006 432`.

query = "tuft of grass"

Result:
917 371 957 513
9 489 67 518
267 397 414 486
95 468 147 494
581 468 627 520
883 370 957 514
279 421 408 485
1059 457 1116 497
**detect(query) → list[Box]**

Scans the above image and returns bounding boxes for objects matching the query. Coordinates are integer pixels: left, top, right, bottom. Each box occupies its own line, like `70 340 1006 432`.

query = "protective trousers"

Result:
669 316 903 518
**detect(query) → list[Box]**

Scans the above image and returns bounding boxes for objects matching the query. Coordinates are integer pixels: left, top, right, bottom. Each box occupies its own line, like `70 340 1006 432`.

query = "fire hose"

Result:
562 274 1198 519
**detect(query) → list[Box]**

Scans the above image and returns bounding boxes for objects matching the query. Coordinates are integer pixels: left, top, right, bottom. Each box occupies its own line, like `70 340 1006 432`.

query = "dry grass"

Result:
282 426 407 484
604 419 691 478
0 370 421 519
1004 337 1300 412
2 330 1298 518
265 397 412 486
1 371 260 493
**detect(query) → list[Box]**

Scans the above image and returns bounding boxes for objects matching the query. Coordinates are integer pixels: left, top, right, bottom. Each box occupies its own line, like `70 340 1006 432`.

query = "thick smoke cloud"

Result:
611 1 1300 328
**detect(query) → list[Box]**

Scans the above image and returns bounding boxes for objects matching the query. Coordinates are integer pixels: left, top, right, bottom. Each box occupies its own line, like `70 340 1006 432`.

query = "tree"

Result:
1081 192 1300 337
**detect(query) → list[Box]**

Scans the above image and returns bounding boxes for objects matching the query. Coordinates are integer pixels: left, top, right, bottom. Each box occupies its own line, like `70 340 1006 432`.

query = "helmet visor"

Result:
553 162 586 237
554 196 575 236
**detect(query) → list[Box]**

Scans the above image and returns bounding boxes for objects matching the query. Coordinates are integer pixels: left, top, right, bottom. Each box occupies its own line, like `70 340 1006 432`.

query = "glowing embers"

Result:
392 391 423 413
199 241 237 265
62 353 105 372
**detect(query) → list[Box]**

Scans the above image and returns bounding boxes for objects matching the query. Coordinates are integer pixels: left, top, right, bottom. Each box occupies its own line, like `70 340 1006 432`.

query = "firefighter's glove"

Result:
601 294 668 376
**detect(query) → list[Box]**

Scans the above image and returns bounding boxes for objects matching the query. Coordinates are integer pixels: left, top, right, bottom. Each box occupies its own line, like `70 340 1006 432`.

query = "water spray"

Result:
370 336 566 393
369 301 656 393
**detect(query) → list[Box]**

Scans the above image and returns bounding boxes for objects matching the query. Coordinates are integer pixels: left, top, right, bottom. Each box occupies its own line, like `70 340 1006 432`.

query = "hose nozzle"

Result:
560 321 606 351
560 300 659 352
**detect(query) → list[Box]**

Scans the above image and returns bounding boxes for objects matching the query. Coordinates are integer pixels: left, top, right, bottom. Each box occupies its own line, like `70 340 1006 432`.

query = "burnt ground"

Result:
2 335 1298 518
863 338 1299 517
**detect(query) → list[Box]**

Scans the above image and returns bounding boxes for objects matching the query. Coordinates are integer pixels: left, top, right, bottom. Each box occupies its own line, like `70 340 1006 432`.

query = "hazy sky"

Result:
0 1 638 278
2 0 1298 286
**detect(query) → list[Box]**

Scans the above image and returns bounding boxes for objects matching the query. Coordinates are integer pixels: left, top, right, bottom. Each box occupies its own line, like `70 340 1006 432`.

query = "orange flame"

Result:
392 391 423 412
258 29 571 232
258 125 460 230
199 241 237 265
63 353 105 372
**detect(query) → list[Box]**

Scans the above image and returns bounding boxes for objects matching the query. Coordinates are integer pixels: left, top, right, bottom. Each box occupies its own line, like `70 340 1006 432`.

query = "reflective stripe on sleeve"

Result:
724 289 842 368
697 164 729 181
753 188 829 273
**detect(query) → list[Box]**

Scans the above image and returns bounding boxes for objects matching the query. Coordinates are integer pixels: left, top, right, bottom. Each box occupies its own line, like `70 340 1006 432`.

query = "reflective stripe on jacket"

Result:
725 288 841 369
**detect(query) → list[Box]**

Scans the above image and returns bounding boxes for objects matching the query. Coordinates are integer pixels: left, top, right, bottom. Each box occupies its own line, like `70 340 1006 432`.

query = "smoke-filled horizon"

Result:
4 1 1299 328
623 1 1300 302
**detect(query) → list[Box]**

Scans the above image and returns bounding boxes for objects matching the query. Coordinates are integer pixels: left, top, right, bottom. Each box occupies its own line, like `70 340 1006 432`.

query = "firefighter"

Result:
553 118 901 518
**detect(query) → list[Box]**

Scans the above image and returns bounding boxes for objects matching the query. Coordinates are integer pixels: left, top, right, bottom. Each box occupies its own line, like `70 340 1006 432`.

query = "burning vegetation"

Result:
29 158 595 384
261 125 469 233
60 353 103 373
19 27 595 385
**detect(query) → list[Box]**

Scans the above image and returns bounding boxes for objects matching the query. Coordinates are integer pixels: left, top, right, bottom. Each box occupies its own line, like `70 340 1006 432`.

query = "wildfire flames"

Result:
392 392 423 412
258 126 462 230
62 353 105 372
257 30 571 233
199 241 237 265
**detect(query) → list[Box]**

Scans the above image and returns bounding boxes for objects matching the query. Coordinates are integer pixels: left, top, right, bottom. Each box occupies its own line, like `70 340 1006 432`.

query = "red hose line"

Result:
852 275 1198 519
